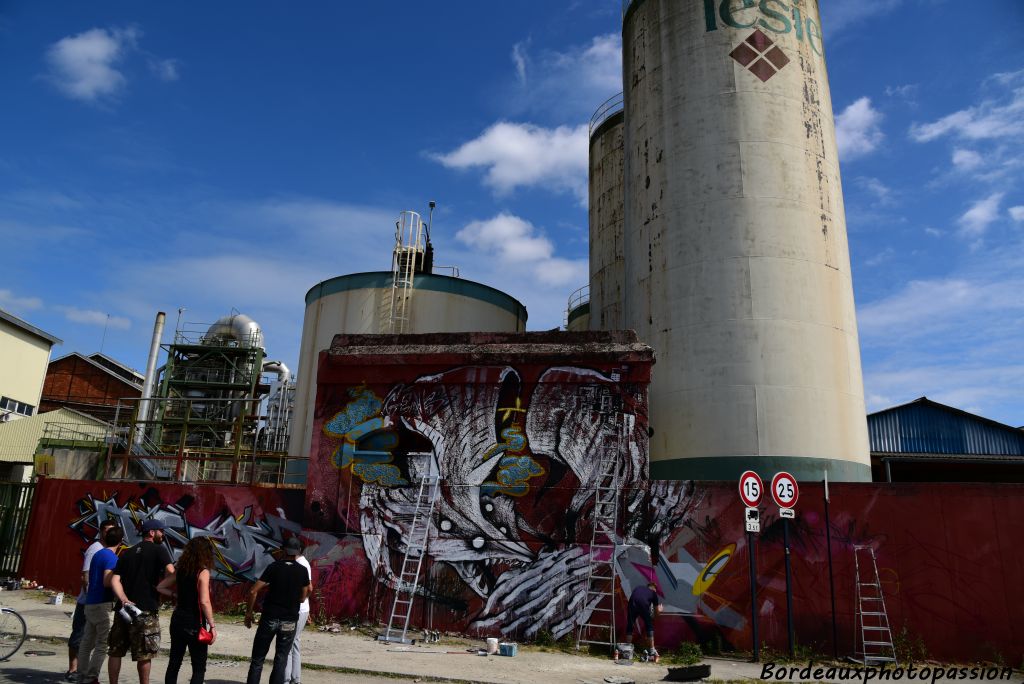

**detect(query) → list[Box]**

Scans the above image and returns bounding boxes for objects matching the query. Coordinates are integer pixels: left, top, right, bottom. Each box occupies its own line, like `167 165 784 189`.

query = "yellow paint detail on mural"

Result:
692 544 735 596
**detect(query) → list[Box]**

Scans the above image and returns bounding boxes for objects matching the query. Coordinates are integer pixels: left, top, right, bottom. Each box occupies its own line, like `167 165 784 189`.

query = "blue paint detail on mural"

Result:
482 455 545 497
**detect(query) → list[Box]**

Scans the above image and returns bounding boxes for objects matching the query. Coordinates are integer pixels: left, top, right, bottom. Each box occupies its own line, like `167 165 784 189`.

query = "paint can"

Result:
498 642 518 657
48 592 64 605
616 643 634 661
486 638 499 654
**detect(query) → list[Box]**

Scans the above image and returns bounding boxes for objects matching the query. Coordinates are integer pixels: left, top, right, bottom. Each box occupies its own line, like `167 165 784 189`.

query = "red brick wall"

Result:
41 355 141 420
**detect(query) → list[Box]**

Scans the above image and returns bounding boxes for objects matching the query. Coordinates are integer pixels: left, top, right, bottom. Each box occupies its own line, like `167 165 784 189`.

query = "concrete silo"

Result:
289 210 528 460
588 95 626 332
621 0 870 481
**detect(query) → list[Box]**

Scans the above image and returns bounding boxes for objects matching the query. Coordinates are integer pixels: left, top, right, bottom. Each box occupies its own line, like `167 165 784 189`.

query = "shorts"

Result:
69 602 87 650
108 612 161 661
625 607 654 636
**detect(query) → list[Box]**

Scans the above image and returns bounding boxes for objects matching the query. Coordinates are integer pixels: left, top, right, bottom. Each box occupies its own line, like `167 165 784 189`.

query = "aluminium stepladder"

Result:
576 421 624 654
853 545 898 666
378 475 439 644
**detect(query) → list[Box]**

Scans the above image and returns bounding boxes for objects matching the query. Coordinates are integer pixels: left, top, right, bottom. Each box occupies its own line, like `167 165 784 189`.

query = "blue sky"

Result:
1 1 1022 426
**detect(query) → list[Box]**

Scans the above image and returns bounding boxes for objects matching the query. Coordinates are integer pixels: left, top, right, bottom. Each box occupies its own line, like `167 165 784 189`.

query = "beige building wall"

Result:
0 317 57 420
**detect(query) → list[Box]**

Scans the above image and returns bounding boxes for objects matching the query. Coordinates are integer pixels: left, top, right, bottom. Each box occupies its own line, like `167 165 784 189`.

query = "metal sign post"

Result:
738 470 762 662
771 472 799 659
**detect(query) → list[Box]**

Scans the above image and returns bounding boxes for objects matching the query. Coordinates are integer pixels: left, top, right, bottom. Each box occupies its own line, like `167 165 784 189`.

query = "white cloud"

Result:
58 306 131 329
434 122 588 203
455 213 586 290
820 0 903 37
865 247 895 267
856 177 894 205
910 69 1024 142
958 192 1004 238
0 289 43 314
45 26 140 101
951 148 983 172
509 33 621 120
884 83 918 102
149 58 179 82
1009 206 1024 222
511 42 528 85
836 97 884 161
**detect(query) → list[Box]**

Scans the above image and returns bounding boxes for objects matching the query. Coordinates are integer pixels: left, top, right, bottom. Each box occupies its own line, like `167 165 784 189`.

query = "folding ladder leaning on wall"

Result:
576 419 624 653
378 474 440 644
853 545 898 666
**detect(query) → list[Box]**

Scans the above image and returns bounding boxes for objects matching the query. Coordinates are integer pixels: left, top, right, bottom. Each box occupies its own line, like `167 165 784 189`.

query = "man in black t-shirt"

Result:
109 519 175 684
624 581 663 663
245 537 311 684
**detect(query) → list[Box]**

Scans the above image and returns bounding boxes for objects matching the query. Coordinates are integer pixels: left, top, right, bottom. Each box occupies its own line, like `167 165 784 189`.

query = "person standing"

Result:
245 537 311 684
283 546 312 684
157 537 218 684
76 525 123 684
69 520 118 682
624 581 662 663
108 519 175 684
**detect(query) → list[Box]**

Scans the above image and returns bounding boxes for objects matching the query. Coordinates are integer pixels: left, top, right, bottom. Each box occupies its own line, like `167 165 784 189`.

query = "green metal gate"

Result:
0 482 35 577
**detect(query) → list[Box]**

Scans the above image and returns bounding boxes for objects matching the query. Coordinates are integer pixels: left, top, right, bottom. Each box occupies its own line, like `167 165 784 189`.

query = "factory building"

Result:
0 309 62 422
41 352 144 422
868 397 1024 483
289 208 528 461
578 0 870 482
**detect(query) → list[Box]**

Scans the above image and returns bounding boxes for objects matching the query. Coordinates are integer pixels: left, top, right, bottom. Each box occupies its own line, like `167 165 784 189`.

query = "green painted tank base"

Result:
649 455 871 483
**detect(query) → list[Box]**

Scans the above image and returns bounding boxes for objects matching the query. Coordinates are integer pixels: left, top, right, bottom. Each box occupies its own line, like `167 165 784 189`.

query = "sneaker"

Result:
649 648 660 664
64 671 77 683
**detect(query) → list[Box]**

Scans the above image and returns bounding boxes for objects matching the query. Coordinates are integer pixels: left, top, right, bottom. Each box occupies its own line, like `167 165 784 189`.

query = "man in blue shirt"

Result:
77 525 123 684
624 581 662 663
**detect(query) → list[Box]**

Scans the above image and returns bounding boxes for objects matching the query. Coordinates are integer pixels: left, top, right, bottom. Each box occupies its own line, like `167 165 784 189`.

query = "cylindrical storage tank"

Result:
289 272 528 458
588 96 626 331
622 0 870 481
565 285 591 332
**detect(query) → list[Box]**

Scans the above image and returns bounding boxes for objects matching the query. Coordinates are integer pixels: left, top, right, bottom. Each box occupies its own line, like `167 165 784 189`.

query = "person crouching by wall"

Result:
245 537 311 684
157 537 218 684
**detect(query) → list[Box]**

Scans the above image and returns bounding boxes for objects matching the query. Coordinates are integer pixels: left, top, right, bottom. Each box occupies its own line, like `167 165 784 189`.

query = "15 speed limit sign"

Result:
738 470 763 508
771 471 799 509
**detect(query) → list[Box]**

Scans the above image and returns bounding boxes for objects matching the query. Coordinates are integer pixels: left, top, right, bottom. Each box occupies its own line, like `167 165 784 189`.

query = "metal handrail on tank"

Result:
564 285 591 329
589 93 624 138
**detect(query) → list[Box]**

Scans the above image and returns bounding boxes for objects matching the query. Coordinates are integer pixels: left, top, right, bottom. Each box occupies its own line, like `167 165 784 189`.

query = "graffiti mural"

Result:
16 332 1024 665
69 489 301 584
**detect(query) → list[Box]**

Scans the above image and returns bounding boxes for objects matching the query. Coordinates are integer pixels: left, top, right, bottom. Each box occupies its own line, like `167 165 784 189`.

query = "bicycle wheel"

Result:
0 607 26 660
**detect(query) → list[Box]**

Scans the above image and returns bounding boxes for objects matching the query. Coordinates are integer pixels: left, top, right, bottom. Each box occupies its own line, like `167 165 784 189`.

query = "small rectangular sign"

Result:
745 519 761 533
779 508 795 519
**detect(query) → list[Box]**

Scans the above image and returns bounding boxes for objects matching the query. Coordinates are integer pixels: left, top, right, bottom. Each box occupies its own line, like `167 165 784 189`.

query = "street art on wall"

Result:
15 332 1024 664
313 363 652 640
69 489 301 584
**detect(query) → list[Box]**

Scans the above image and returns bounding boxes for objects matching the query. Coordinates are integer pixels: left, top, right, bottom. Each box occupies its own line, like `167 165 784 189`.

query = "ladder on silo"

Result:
378 475 439 644
386 211 425 334
576 421 624 653
853 546 898 666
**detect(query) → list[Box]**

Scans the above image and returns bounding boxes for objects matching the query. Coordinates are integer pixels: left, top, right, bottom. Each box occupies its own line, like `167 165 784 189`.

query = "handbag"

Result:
195 577 214 645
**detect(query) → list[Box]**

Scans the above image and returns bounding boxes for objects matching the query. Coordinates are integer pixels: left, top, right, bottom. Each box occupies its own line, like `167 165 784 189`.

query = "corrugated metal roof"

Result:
868 398 1024 457
0 408 107 463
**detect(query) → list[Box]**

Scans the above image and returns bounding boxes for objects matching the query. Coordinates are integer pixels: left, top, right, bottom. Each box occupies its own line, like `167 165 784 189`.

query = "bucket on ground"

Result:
498 642 518 657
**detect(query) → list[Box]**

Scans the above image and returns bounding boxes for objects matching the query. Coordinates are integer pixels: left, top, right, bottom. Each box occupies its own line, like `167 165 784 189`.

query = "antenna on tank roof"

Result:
426 200 436 242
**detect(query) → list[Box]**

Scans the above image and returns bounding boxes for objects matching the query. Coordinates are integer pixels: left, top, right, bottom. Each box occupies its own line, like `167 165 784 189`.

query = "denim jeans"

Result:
283 610 308 683
246 617 297 684
165 616 208 684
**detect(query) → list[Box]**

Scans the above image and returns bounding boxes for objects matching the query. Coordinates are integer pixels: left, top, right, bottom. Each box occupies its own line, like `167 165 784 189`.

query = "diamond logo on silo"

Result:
730 29 790 82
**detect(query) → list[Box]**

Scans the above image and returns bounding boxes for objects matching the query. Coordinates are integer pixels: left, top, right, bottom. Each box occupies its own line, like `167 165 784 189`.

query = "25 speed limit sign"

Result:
738 470 763 507
771 471 799 509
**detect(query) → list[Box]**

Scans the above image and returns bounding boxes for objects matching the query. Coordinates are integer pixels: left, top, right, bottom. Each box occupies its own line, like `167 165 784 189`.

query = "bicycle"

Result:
0 606 27 660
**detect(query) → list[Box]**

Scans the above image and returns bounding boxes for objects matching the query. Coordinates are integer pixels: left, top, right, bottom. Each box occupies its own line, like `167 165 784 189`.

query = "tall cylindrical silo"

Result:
622 0 870 481
289 272 528 460
588 96 626 331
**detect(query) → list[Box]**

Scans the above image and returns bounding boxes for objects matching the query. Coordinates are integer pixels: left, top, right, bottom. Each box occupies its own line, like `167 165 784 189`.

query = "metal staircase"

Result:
853 545 897 665
379 475 440 644
385 211 426 334
576 424 623 653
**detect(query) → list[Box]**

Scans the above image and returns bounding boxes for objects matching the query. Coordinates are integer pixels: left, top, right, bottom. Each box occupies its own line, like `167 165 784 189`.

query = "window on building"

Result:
0 396 35 416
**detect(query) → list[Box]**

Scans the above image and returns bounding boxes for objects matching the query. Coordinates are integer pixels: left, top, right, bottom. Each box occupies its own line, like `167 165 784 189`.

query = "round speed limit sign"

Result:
771 471 799 509
738 470 763 507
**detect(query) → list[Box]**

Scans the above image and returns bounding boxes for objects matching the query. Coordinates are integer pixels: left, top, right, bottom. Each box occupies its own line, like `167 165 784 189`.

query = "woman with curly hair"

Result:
157 537 217 684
